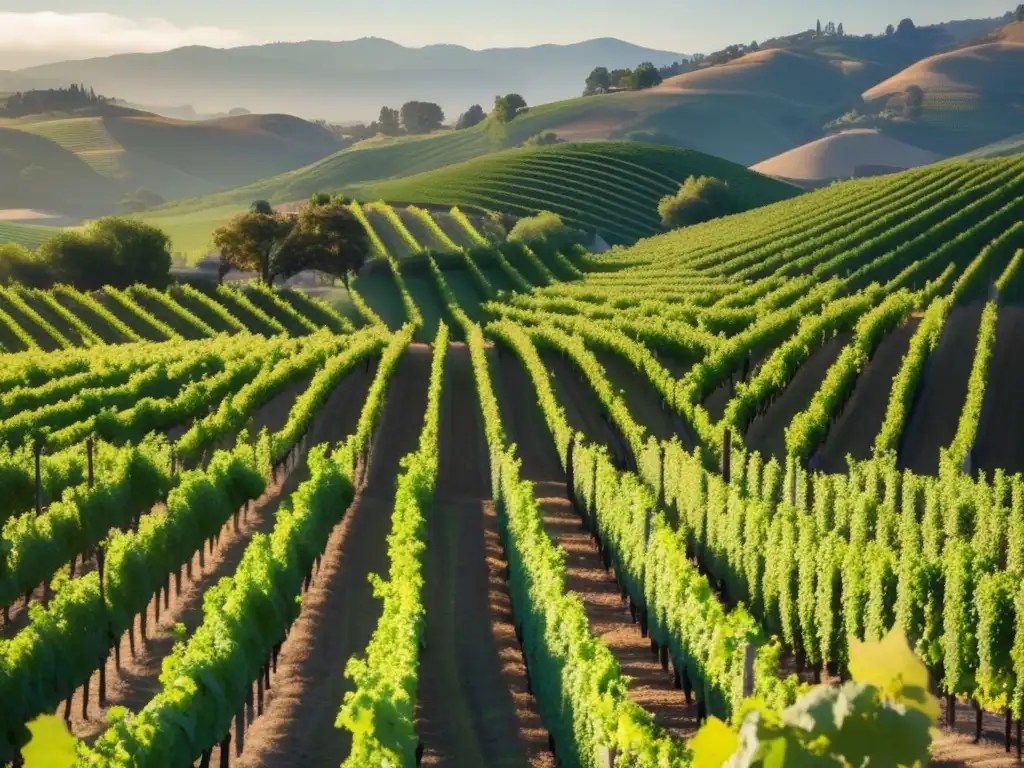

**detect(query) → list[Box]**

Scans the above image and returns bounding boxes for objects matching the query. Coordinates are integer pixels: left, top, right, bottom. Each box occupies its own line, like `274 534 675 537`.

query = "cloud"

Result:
0 12 248 67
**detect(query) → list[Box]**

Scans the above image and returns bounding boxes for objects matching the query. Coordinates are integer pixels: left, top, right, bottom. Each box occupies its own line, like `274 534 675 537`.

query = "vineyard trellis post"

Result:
722 427 731 484
87 437 94 487
33 438 43 516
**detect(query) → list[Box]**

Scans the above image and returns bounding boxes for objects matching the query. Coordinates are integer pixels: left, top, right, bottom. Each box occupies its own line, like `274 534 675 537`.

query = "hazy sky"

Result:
0 1 1013 68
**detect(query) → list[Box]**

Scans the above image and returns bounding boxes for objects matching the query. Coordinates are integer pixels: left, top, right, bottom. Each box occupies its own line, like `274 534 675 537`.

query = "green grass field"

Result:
0 221 60 249
354 142 797 243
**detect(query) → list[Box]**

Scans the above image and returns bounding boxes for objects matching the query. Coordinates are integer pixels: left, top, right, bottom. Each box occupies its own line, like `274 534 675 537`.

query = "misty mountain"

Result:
0 38 686 123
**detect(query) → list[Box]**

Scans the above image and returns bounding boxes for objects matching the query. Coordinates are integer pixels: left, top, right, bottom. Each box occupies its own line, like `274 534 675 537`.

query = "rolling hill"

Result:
8 110 342 202
861 21 1024 154
751 129 943 186
142 141 797 254
0 127 122 215
0 38 685 122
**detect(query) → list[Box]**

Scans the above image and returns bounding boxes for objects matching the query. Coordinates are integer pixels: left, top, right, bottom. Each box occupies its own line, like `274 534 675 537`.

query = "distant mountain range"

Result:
0 38 686 123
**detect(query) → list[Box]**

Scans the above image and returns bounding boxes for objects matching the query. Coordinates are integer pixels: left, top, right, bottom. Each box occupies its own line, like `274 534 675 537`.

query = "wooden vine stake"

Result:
34 439 43 516
722 428 731 484
597 745 617 768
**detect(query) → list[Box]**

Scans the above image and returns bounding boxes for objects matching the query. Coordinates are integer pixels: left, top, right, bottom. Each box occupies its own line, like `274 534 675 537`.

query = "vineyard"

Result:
2 154 1024 767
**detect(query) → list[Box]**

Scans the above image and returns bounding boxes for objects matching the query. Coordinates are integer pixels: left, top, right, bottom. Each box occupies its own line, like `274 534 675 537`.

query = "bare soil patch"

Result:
591 347 696 450
974 307 1024 475
493 349 695 740
61 365 376 744
744 333 851 463
418 344 553 767
819 319 919 472
899 304 984 475
235 346 431 768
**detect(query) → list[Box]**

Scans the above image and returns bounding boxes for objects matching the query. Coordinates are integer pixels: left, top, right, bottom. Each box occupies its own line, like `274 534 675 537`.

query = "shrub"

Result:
658 175 738 229
522 132 563 147
0 243 50 288
507 211 585 247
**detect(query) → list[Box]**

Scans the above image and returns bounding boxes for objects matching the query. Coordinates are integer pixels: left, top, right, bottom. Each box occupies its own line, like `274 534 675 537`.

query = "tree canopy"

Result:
658 176 738 230
213 196 370 287
584 67 612 96
634 62 663 90
400 101 445 134
378 106 401 135
492 94 528 123
455 104 485 130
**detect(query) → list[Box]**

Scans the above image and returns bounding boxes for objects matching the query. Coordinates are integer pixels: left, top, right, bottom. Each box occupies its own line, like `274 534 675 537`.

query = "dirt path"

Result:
931 700 1021 767
974 307 1024 475
235 345 432 768
62 364 377 743
899 304 984 475
592 347 696 450
417 344 553 768
818 319 919 473
492 349 696 741
744 333 851 463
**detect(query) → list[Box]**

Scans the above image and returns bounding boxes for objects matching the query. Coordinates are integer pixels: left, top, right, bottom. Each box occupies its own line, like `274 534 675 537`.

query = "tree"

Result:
0 243 50 288
904 85 925 118
658 176 738 229
885 23 896 36
272 200 370 289
455 104 485 129
251 200 274 215
36 231 120 290
213 210 294 284
1016 4 1024 22
826 21 836 36
634 62 663 90
750 40 760 51
492 93 527 123
897 18 916 36
400 101 445 134
817 19 822 37
609 68 634 89
378 106 400 135
84 217 173 289
584 66 612 95
837 23 844 37
507 211 585 247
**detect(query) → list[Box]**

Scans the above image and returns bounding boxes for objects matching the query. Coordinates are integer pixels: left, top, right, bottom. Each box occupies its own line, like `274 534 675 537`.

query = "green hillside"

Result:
957 132 1024 159
143 142 797 254
0 221 58 250
8 112 342 204
352 142 798 243
0 127 123 215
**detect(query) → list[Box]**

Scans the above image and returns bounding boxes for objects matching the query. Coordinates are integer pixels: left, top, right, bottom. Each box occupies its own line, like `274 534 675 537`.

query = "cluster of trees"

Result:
884 18 917 36
456 104 486 130
213 195 369 288
1017 4 1024 22
521 132 563 147
583 62 663 95
492 94 528 123
0 218 172 289
330 101 447 140
0 84 108 117
658 176 738 230
815 20 845 37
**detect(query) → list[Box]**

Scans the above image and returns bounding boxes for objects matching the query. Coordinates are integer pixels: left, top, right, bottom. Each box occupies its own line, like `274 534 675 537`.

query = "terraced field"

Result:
7 155 1024 767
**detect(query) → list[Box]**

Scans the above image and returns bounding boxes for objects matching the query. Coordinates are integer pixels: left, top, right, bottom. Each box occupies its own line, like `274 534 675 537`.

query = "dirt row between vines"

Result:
234 346 432 767
495 347 696 741
1 370 310 640
416 344 554 767
60 363 377 744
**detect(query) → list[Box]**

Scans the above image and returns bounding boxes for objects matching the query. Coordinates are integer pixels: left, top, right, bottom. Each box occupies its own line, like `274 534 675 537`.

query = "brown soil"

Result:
58 364 377 744
899 304 984 475
744 333 851 463
234 345 432 768
974 307 1024 475
931 699 1022 767
591 347 696 450
417 344 554 767
818 319 920 473
492 349 696 741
